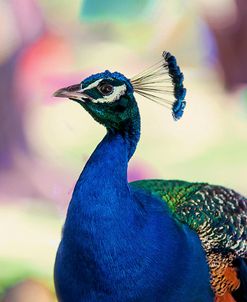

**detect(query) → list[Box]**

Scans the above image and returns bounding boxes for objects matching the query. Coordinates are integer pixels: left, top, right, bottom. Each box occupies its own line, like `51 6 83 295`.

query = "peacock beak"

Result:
53 84 92 101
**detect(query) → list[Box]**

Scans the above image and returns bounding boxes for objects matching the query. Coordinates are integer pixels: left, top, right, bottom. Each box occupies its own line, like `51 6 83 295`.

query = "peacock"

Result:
53 51 247 302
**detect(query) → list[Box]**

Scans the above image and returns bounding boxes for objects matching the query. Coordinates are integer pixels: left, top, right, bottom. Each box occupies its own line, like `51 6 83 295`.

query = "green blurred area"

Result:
0 204 60 299
81 0 153 21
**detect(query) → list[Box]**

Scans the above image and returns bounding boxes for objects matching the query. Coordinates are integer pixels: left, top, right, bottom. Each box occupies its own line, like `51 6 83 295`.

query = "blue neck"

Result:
76 132 129 191
70 126 140 222
107 100 141 160
107 125 140 161
75 102 141 195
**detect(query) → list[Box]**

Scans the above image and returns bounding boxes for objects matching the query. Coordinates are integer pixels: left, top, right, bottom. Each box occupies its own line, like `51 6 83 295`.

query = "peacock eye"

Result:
97 83 114 96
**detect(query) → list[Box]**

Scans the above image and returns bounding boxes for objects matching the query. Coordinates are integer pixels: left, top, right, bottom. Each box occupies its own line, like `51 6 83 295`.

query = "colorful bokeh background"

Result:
1 0 247 300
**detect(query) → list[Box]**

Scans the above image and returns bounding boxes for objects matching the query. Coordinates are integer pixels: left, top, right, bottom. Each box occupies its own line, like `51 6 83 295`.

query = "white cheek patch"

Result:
92 84 127 104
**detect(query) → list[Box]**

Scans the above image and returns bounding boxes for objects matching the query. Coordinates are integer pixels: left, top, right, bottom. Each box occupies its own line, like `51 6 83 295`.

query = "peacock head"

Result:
54 51 187 131
54 70 137 131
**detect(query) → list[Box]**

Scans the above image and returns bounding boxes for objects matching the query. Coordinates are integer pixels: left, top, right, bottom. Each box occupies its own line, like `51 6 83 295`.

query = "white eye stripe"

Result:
80 78 127 103
92 84 127 103
80 79 103 91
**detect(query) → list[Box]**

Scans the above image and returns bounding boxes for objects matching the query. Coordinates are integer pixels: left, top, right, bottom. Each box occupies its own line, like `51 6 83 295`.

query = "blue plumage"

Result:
54 131 213 302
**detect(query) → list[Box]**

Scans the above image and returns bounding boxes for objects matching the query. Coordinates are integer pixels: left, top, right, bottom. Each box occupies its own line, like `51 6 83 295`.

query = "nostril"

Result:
67 86 74 92
67 84 81 92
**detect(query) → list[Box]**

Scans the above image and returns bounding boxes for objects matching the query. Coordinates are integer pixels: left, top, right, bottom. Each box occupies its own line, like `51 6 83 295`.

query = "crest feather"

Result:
130 51 186 120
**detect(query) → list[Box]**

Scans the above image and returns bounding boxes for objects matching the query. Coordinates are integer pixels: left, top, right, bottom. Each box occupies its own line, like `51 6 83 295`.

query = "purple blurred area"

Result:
0 0 247 300
0 0 74 204
205 0 247 90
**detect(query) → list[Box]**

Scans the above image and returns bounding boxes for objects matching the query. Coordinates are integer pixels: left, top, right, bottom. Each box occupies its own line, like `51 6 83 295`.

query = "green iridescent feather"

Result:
130 179 247 258
131 179 247 297
130 179 204 214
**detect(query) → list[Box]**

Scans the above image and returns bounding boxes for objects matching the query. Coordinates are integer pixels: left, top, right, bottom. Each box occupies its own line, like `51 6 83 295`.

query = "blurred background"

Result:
0 0 247 300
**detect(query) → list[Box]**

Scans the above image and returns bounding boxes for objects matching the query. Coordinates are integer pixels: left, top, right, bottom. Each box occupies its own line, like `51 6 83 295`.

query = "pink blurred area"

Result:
2 280 54 302
16 34 74 104
1 0 77 205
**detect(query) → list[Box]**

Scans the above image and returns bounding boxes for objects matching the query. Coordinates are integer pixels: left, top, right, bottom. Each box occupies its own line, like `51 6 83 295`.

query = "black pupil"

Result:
99 83 113 95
